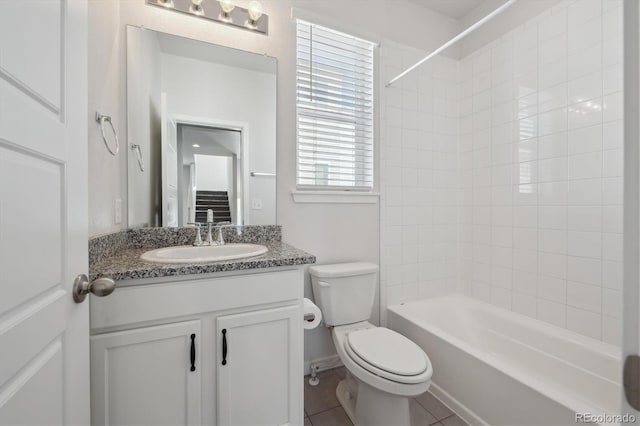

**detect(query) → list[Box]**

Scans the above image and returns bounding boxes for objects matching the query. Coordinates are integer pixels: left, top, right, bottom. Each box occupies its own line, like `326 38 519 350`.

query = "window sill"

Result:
291 190 379 204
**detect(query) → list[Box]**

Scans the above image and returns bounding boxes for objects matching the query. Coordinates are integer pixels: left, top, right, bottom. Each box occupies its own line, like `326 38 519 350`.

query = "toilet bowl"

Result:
309 262 433 426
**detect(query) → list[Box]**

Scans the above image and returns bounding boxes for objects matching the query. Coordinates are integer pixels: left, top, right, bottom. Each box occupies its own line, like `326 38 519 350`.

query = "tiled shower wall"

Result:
380 0 623 346
380 41 461 321
457 0 622 345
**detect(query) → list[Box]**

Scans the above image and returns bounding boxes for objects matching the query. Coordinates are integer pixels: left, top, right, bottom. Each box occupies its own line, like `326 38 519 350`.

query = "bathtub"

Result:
387 294 622 426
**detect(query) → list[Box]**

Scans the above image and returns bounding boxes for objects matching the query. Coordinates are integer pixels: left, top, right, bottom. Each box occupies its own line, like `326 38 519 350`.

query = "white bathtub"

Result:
387 294 622 426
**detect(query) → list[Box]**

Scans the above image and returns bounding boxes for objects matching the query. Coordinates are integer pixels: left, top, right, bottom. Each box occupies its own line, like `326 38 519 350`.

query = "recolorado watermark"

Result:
576 413 636 424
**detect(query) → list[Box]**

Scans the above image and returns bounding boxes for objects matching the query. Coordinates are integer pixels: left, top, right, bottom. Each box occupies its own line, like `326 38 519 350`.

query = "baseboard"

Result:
304 354 343 375
429 382 488 426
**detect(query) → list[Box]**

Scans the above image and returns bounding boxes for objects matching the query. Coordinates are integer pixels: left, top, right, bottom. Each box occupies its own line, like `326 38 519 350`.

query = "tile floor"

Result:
304 367 469 426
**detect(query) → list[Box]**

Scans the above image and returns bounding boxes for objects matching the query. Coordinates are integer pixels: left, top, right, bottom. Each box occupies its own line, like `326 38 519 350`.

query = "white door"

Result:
91 321 202 426
217 306 303 426
161 93 179 226
0 1 89 425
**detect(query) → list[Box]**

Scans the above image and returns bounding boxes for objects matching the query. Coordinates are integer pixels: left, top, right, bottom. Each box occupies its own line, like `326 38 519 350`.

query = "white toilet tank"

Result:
309 262 379 326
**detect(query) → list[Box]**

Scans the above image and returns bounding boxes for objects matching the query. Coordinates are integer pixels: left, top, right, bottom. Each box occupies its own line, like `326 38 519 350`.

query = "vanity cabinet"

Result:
90 268 304 426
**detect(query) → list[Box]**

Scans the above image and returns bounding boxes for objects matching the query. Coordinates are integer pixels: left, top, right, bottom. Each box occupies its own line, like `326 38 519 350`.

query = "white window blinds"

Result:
296 20 375 190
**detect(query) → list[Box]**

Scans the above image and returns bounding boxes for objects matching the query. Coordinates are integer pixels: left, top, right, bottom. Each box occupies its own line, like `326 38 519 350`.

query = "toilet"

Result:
309 262 432 426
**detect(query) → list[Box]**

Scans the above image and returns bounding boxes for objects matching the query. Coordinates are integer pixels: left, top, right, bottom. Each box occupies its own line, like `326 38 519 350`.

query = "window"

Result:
296 20 375 191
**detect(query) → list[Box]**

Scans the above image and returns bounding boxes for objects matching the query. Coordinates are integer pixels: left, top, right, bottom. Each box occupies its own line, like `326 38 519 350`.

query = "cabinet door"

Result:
91 321 202 426
217 305 303 426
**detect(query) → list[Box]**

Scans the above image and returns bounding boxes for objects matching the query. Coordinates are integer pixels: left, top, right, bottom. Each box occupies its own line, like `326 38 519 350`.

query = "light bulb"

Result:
218 0 235 14
248 1 263 21
190 0 204 16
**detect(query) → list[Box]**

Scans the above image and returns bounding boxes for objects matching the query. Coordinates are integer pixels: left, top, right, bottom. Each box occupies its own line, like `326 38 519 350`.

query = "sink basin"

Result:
140 244 268 264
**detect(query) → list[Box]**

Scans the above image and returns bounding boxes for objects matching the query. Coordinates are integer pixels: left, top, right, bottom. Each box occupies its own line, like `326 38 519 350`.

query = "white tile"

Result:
603 63 623 95
514 139 538 163
568 0 601 29
491 286 512 309
538 275 567 303
538 252 567 279
539 108 568 136
492 37 514 65
603 205 623 233
568 98 603 130
539 132 568 159
514 227 538 250
568 281 602 313
538 299 566 327
568 256 602 286
539 83 567 114
539 206 567 230
539 34 568 66
539 229 567 254
603 120 623 150
602 315 622 346
538 181 568 205
492 143 513 166
514 71 538 99
568 206 602 232
540 58 568 90
603 288 622 318
568 178 602 205
539 157 568 183
603 92 623 122
602 6 623 40
538 8 567 43
513 249 538 274
602 261 622 290
568 16 602 56
513 270 538 295
568 151 602 180
568 71 602 105
603 177 623 205
568 231 602 259
568 43 602 80
518 93 538 119
602 232 622 262
603 34 623 66
513 292 537 318
566 306 602 339
568 125 602 155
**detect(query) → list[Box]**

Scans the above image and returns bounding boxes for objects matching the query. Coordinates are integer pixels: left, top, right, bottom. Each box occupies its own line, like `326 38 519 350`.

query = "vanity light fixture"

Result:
246 1 263 29
218 0 235 22
146 0 268 35
189 0 204 16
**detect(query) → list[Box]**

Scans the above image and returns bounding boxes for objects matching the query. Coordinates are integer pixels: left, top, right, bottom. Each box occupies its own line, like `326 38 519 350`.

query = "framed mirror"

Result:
126 26 277 227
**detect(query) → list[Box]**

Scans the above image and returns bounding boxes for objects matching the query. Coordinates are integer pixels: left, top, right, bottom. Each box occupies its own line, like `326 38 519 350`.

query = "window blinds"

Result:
296 20 375 190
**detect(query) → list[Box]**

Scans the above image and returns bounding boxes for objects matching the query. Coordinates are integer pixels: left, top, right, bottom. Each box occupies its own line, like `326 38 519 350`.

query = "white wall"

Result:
457 0 623 345
88 0 461 371
195 155 230 191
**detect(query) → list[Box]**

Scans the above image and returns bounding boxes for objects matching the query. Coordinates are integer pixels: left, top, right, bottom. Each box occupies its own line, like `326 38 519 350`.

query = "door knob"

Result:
72 274 116 303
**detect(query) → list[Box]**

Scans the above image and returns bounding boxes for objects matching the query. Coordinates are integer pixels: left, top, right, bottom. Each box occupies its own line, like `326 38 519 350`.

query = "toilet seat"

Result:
344 327 430 384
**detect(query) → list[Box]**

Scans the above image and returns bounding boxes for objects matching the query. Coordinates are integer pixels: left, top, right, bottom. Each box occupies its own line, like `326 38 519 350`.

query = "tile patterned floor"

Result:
304 367 469 426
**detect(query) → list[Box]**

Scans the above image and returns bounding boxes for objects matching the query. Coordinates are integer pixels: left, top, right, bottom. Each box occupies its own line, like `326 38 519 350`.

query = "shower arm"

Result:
386 0 518 87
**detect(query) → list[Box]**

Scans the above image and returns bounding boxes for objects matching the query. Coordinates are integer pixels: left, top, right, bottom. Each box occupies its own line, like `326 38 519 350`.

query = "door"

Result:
217 306 303 426
0 1 89 425
161 92 179 226
91 321 202 426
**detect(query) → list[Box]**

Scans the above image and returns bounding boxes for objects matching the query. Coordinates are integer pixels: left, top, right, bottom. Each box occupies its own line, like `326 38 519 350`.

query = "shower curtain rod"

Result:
386 0 518 87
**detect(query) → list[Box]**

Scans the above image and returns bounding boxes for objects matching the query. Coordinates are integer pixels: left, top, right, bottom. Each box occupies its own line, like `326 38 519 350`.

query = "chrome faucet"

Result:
187 222 204 246
215 221 232 245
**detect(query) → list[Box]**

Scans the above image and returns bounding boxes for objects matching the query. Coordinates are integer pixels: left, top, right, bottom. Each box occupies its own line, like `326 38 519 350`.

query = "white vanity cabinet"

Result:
89 268 304 426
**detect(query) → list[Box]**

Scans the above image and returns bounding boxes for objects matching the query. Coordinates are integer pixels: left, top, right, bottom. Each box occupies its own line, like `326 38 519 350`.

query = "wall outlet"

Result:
251 199 263 210
114 198 122 224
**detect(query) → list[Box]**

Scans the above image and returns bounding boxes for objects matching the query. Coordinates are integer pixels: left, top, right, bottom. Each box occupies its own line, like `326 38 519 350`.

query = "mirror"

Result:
126 26 277 227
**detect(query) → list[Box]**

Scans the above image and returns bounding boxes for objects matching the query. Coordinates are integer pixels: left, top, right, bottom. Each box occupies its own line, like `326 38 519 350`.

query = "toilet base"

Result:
335 378 411 426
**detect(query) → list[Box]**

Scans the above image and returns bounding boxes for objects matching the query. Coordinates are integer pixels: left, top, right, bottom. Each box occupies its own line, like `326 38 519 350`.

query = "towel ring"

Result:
131 144 145 172
96 112 119 156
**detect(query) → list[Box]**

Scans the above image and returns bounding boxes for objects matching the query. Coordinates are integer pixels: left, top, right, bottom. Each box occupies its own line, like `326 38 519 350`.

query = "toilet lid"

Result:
346 328 428 377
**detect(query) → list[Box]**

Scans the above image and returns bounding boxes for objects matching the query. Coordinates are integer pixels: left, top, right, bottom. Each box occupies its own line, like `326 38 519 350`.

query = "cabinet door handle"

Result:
222 329 228 366
190 333 196 372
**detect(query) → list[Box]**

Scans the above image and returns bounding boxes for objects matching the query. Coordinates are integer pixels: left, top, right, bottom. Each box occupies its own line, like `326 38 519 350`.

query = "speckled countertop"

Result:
89 226 316 282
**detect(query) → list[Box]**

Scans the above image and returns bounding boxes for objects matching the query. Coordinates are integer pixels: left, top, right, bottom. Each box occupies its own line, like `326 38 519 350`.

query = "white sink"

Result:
140 244 268 264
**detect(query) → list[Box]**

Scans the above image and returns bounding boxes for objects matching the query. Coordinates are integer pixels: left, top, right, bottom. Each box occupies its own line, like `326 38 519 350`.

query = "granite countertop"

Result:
89 226 316 282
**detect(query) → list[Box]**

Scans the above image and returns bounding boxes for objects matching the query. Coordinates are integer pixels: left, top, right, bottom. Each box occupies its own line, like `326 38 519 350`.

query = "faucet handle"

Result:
187 222 203 227
187 222 204 246
216 221 232 227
